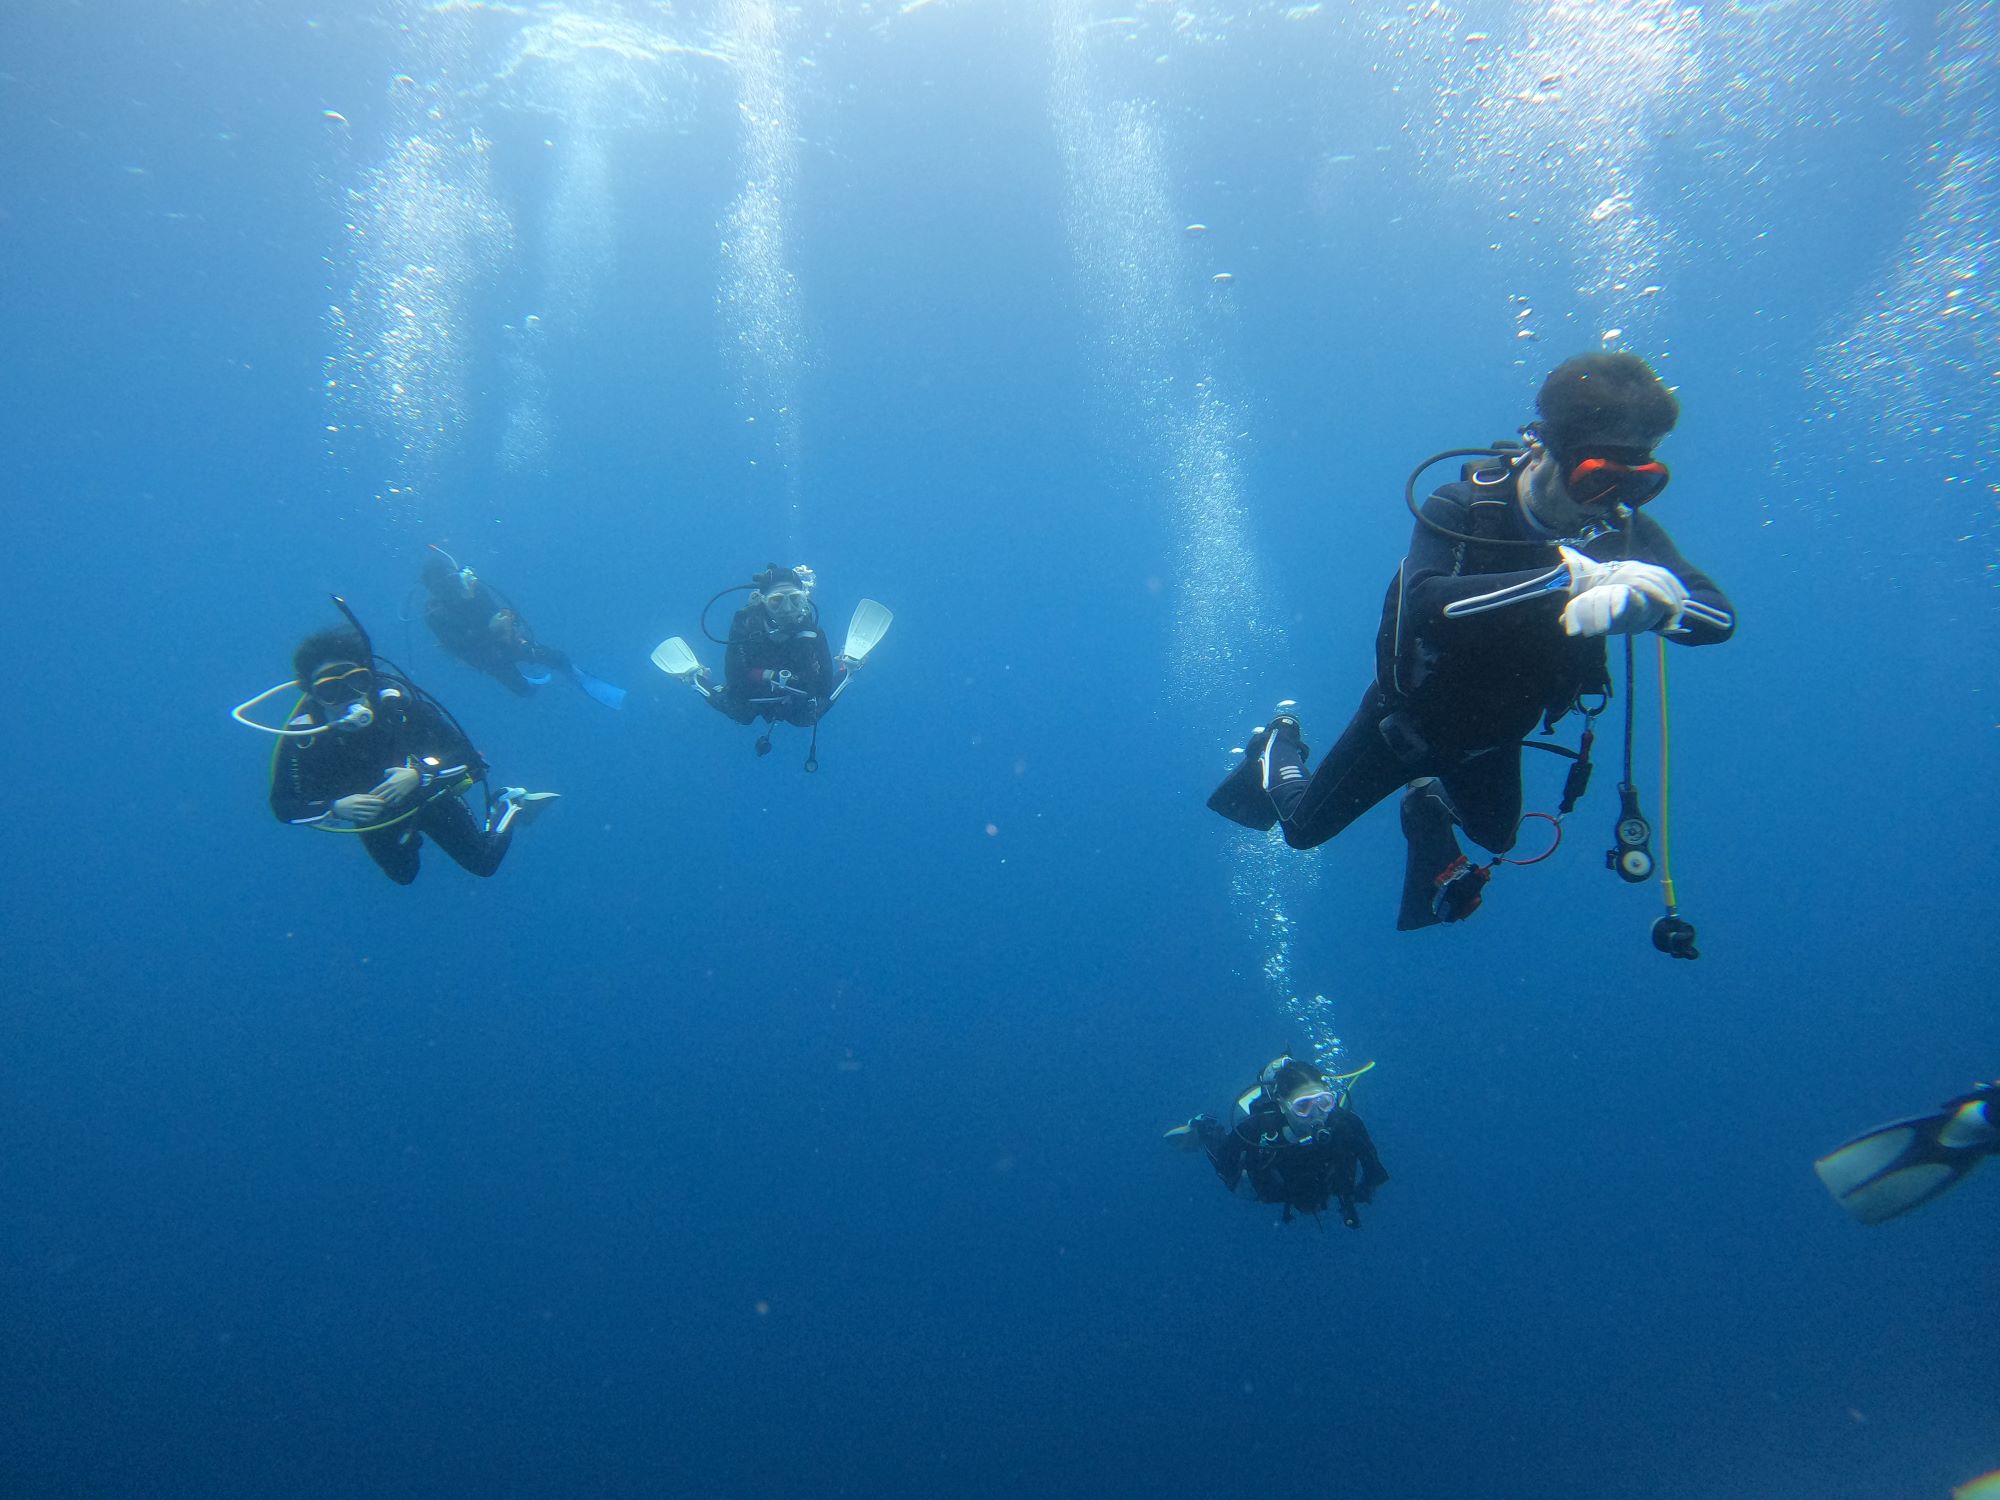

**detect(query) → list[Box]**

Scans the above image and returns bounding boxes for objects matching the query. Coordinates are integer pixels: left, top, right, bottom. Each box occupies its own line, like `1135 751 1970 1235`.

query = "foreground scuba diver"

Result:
234 605 558 886
651 564 893 770
419 547 625 709
1815 1081 1998 1225
1209 351 1736 931
1166 1055 1388 1228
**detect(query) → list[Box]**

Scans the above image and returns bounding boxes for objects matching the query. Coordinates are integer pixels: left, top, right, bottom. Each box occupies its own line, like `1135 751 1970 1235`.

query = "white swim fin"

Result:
650 636 704 681
842 599 894 663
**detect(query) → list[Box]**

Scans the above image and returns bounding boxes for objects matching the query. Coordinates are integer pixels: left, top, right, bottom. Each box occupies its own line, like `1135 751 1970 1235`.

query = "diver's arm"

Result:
809 632 836 695
1403 492 1568 634
400 695 483 779
800 633 838 720
1346 1113 1389 1197
1200 1121 1246 1191
1629 514 1736 644
269 742 352 826
706 687 760 724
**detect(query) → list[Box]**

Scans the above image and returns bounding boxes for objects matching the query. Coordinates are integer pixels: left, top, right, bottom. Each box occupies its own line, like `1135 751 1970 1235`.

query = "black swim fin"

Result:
1207 717 1307 831
1814 1086 1999 1224
1397 780 1475 930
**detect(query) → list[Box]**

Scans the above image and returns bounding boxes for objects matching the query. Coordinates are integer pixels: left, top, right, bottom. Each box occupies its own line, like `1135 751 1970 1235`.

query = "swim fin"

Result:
490 787 560 836
515 661 555 688
1814 1086 1998 1225
567 665 627 710
1206 716 1307 832
651 636 704 680
1397 780 1473 931
842 599 893 663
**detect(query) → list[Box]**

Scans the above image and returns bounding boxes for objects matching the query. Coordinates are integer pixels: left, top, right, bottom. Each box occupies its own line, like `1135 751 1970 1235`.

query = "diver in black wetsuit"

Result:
1208 352 1736 930
265 626 555 886
699 564 847 736
420 551 624 709
1167 1056 1389 1229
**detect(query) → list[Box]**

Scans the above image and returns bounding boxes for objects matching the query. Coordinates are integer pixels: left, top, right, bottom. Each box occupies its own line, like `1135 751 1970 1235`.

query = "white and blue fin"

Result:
1813 1107 1989 1225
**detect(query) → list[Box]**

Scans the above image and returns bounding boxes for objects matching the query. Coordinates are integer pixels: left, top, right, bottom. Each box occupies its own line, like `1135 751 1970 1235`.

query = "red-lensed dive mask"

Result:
1562 447 1670 510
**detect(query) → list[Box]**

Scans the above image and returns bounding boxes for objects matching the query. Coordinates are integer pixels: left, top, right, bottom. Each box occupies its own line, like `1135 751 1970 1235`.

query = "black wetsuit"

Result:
1271 470 1735 854
269 680 507 886
1194 1091 1389 1228
423 566 571 697
708 605 843 727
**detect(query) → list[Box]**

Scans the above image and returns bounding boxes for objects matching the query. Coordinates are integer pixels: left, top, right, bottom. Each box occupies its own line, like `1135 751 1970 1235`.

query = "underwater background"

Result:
3 1 1997 1496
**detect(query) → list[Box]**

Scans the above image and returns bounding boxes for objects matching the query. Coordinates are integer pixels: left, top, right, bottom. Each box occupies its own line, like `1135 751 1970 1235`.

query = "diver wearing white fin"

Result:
1166 1055 1387 1229
652 564 891 771
1814 1082 1999 1225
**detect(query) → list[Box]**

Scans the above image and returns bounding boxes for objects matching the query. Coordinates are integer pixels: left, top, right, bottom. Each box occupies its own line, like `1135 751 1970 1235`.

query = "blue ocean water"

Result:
3 2 1997 1496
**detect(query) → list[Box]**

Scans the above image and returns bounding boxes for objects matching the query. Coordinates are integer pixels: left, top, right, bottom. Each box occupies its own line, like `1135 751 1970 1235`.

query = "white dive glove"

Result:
1558 545 1689 638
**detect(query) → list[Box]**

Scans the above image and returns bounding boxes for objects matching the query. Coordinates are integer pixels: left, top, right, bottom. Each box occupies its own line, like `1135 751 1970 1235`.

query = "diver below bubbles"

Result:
651 563 893 772
1165 1055 1388 1229
1208 352 1735 933
233 598 558 886
418 546 626 709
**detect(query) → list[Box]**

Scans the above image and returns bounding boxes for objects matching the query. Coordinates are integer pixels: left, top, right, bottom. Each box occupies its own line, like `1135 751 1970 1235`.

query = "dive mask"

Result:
763 586 811 629
308 661 375 730
1561 446 1670 510
1284 1089 1339 1123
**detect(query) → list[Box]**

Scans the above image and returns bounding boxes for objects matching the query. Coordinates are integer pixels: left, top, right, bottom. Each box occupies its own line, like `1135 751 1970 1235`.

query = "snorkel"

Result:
230 594 383 737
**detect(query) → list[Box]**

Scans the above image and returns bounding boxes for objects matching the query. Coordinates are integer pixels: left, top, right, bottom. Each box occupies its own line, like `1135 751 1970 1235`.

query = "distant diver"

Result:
1814 1082 1998 1225
233 599 558 886
1208 351 1735 931
419 546 626 709
651 563 893 771
1166 1055 1388 1229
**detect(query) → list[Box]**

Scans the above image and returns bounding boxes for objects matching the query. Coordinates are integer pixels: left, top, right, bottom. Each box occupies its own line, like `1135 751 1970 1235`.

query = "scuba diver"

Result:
1165 1055 1388 1229
1815 1081 1999 1225
651 564 894 770
233 600 558 886
1209 351 1736 932
418 546 626 709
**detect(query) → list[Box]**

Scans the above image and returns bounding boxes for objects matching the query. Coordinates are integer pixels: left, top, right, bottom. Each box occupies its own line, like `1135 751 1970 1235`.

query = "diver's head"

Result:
293 627 376 732
1265 1057 1340 1132
749 562 816 635
1522 352 1677 532
758 584 812 632
425 554 479 599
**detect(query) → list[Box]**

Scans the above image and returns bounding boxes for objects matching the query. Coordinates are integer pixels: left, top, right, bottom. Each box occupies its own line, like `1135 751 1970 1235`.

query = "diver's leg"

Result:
1397 744 1522 929
360 825 422 886
1275 691 1414 851
1438 743 1525 855
422 795 512 877
493 663 537 697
